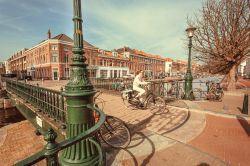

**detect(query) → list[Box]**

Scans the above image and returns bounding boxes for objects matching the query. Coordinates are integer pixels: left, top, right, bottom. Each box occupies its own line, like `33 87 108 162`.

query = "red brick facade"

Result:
7 33 181 80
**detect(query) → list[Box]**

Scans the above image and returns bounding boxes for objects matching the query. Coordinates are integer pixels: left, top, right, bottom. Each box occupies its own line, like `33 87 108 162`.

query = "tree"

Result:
189 0 250 90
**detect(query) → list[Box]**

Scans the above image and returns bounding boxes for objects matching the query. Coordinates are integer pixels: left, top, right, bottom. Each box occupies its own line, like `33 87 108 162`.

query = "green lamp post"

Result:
184 26 196 100
59 0 101 165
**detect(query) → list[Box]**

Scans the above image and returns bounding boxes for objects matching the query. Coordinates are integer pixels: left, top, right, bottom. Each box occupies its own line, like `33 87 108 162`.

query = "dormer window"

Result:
98 49 105 55
51 45 58 51
112 52 118 57
124 52 130 58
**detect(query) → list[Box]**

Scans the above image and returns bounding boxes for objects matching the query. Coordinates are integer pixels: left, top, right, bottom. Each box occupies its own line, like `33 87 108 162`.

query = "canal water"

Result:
0 107 25 128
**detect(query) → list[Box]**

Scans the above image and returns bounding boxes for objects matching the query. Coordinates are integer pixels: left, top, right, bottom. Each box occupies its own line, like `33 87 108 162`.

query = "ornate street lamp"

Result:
59 0 102 165
184 26 196 100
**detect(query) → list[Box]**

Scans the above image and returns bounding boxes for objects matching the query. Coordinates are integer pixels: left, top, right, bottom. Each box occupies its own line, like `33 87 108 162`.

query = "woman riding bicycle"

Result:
133 70 150 107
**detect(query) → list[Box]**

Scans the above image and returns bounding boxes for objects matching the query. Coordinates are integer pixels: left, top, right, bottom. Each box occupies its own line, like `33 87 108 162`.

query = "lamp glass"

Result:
186 27 196 37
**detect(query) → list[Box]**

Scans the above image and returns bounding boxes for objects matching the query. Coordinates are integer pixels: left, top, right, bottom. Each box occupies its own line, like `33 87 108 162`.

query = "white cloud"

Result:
83 0 201 60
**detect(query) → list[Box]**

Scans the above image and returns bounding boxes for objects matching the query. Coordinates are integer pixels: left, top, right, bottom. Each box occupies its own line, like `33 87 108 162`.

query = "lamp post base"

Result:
184 72 195 100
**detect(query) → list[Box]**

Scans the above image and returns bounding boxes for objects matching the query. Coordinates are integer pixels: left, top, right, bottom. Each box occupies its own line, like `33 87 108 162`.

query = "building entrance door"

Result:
53 71 58 80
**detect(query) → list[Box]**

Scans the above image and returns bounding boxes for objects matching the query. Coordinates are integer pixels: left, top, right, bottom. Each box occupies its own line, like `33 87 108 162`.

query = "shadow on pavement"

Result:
236 116 250 137
106 131 156 166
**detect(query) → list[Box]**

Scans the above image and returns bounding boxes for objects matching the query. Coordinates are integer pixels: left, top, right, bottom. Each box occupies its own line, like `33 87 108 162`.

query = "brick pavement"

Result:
193 90 249 116
190 114 250 166
0 121 44 166
2 80 249 165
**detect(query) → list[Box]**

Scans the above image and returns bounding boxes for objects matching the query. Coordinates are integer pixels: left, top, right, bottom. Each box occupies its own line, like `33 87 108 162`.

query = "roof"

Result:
133 49 166 61
165 58 173 62
52 34 73 42
116 47 167 61
98 50 127 59
52 34 97 49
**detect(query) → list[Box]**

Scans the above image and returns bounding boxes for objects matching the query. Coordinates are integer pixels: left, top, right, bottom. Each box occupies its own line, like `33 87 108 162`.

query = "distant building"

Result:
6 31 174 80
95 49 130 78
0 62 5 75
4 61 10 74
165 58 173 76
116 47 165 78
172 60 187 76
238 59 246 77
238 57 250 77
245 57 250 77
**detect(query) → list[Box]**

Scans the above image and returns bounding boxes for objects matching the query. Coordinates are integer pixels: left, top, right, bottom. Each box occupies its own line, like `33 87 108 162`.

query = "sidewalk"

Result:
1 80 249 165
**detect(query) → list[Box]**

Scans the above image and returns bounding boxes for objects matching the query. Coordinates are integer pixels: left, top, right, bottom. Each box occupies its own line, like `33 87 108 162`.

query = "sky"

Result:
0 0 203 62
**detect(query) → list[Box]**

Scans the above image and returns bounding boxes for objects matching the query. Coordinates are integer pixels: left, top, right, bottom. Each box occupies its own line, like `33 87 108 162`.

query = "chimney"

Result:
48 29 51 39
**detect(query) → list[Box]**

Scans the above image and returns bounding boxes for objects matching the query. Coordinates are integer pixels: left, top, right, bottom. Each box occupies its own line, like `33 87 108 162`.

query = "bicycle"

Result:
121 83 168 114
193 82 224 101
93 90 131 149
164 81 185 99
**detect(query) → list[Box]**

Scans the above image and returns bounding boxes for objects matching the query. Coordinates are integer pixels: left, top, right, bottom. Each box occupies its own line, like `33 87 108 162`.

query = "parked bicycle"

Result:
163 81 184 99
193 81 224 101
93 90 131 149
121 83 167 114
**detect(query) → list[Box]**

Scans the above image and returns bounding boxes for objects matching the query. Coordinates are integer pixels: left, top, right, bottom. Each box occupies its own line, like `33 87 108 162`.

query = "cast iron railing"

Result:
14 104 106 166
6 79 66 127
4 79 106 165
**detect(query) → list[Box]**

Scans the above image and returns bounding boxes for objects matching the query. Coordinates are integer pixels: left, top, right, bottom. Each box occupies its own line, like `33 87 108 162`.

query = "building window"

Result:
51 54 58 62
109 61 113 66
112 52 118 57
122 70 127 76
64 55 68 63
51 45 58 51
110 70 113 78
100 70 108 78
64 47 69 51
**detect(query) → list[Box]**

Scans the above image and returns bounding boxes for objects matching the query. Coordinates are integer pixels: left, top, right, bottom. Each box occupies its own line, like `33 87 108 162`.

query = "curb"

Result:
182 100 250 120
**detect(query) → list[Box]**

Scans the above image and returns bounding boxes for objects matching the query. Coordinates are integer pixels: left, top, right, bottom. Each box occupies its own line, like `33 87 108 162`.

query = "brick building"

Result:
7 48 28 79
0 62 5 75
6 32 174 80
172 60 187 76
7 32 130 80
95 49 129 78
116 47 165 78
165 58 173 77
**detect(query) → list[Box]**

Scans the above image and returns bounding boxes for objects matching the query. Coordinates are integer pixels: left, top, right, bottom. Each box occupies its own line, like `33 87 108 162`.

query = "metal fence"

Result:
4 78 106 166
6 79 67 126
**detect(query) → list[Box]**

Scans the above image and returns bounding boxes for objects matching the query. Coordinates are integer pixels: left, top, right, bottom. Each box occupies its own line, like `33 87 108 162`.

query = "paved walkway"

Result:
1 80 250 165
0 121 45 166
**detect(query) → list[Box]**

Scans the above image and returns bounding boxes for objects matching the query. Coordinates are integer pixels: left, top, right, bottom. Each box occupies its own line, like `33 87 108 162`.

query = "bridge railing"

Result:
6 79 66 127
148 79 210 100
89 78 133 91
14 104 106 166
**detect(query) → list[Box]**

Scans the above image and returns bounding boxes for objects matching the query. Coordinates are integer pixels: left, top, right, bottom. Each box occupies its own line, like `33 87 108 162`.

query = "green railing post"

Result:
44 128 59 166
59 0 103 165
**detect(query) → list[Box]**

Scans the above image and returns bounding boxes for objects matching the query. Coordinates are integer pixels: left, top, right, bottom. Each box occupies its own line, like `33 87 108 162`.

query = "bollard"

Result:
242 94 249 114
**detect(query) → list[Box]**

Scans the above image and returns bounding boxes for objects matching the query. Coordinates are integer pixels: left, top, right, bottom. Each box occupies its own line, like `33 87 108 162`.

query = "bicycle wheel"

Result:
121 91 131 107
146 96 167 114
178 87 185 99
193 88 203 100
217 91 224 101
99 115 131 149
